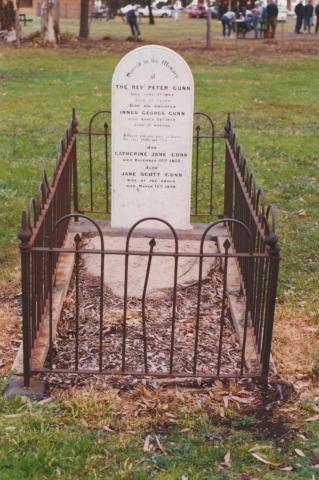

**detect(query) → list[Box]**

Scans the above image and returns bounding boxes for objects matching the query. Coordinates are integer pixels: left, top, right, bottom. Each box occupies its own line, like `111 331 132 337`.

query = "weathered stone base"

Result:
4 376 46 401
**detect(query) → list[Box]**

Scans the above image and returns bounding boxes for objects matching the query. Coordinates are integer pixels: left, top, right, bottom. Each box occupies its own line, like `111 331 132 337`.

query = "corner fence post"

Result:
261 232 280 380
71 108 79 215
18 211 32 387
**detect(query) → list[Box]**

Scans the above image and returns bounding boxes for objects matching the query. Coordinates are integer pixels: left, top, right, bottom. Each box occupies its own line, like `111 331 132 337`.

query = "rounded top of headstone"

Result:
112 44 194 87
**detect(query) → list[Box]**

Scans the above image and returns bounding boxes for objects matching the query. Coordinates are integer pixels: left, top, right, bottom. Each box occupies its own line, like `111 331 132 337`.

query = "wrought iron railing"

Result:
224 114 280 377
18 110 279 387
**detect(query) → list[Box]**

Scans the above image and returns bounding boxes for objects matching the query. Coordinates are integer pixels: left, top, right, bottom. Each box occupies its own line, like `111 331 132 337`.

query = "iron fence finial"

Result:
72 108 78 134
18 210 32 245
265 232 280 256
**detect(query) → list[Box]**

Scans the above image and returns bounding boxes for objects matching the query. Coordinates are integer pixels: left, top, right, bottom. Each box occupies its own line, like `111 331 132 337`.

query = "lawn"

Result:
0 31 319 479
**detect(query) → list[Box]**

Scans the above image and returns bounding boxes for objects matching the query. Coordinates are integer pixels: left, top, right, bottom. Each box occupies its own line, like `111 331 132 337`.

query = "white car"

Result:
138 6 173 17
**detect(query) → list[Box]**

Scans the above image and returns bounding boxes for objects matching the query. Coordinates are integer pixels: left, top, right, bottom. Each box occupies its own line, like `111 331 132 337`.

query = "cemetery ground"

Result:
0 39 319 478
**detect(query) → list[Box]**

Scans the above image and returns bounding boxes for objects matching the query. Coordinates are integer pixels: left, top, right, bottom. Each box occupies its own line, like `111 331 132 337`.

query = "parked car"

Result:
187 4 208 18
138 5 173 17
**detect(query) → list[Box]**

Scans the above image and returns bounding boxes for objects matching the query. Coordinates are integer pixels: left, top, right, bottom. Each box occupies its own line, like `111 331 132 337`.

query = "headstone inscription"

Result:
111 45 194 230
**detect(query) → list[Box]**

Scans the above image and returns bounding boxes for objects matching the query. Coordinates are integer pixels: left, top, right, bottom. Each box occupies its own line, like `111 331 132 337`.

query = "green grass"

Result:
1 39 319 479
1 383 319 479
0 47 318 306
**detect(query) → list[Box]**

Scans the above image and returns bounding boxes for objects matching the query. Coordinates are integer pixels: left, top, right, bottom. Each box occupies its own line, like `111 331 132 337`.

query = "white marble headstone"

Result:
111 45 194 231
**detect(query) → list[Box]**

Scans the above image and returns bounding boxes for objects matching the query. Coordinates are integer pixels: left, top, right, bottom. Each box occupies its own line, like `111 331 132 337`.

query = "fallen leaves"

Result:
294 448 305 458
251 452 279 467
48 262 243 387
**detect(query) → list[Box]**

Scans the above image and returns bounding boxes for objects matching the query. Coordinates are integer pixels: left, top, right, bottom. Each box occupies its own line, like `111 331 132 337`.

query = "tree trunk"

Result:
53 0 60 43
206 1 212 48
79 0 89 38
14 3 21 47
41 0 57 43
146 0 155 24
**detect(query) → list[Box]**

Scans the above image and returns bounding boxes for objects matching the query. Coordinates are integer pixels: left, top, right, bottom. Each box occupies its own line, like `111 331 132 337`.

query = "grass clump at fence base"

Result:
1 381 319 479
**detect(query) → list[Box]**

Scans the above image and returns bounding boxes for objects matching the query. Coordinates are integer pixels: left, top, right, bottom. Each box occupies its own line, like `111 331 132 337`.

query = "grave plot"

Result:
14 46 280 392
46 235 244 387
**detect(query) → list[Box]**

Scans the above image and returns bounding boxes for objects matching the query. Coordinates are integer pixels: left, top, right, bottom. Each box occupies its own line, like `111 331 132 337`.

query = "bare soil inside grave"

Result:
47 258 243 387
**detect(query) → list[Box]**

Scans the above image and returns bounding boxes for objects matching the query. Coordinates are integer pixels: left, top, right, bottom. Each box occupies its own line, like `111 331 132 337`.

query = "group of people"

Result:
220 0 279 39
295 0 319 33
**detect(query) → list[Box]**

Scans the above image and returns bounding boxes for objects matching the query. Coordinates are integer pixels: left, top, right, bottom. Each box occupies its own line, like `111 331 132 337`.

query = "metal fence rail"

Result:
18 110 280 387
224 114 280 377
29 216 271 381
18 111 78 386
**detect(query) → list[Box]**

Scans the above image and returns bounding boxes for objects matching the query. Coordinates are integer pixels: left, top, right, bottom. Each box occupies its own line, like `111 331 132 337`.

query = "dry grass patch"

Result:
0 301 21 375
272 304 319 383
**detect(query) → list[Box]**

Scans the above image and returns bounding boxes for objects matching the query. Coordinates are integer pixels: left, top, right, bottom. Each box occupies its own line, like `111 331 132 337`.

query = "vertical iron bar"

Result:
193 255 204 374
122 251 129 372
217 240 230 375
74 234 81 371
48 246 53 369
169 252 179 374
209 128 215 215
141 238 156 374
195 125 200 215
73 137 79 215
104 122 109 214
99 249 104 372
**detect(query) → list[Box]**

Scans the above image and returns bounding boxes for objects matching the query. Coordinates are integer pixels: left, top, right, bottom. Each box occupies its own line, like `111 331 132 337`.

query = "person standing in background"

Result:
266 0 278 37
220 10 236 37
315 2 319 32
295 0 305 33
304 0 314 32
251 1 263 38
126 3 141 40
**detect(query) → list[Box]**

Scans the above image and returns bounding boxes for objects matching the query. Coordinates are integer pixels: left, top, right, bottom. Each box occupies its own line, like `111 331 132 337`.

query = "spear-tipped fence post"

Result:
18 211 32 387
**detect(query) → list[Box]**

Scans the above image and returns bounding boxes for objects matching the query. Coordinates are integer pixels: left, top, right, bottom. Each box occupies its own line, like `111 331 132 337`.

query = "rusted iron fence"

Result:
224 114 280 377
18 111 78 385
18 110 279 387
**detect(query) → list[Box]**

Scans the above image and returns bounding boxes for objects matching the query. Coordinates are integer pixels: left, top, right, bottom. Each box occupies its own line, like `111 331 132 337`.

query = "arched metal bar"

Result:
88 110 111 212
248 173 255 197
42 169 50 192
193 218 252 374
194 112 215 133
49 214 105 372
39 181 46 208
264 204 276 234
194 112 215 215
50 213 105 250
27 204 31 230
31 198 37 227
200 218 252 254
123 217 179 374
256 189 265 218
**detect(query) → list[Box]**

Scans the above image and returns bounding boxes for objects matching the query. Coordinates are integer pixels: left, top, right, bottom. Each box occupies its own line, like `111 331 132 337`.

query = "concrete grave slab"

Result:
83 236 217 298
